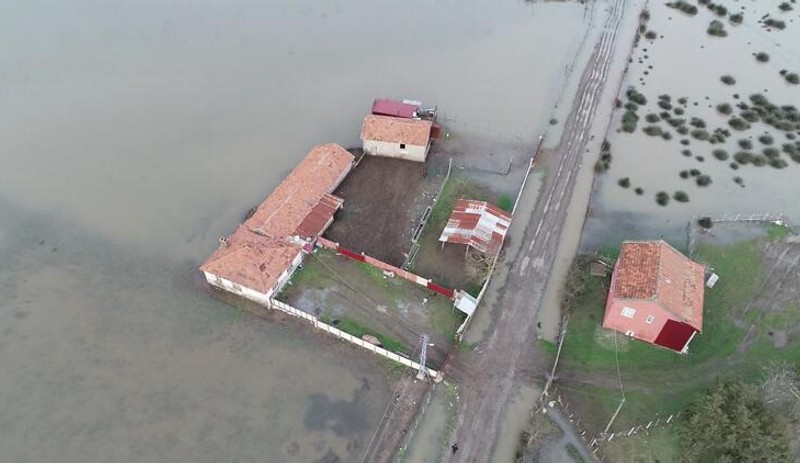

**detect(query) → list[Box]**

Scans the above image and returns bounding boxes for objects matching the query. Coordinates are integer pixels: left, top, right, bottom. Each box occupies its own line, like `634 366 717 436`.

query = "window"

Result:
621 306 636 318
645 315 655 324
400 143 406 149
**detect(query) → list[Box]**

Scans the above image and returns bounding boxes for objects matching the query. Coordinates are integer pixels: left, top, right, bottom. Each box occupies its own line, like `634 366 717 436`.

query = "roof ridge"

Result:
653 240 664 300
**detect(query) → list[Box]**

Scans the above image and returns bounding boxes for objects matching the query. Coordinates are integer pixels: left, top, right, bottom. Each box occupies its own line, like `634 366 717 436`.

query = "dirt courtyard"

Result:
277 249 465 369
325 155 446 267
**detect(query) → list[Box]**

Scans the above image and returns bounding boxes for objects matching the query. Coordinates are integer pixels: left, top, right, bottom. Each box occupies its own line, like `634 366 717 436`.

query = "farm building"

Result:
361 114 433 163
371 99 421 119
438 199 512 256
603 240 705 353
200 144 354 305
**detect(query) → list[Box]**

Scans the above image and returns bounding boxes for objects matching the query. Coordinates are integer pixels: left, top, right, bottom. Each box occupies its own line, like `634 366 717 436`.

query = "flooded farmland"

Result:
1 0 591 461
583 0 800 250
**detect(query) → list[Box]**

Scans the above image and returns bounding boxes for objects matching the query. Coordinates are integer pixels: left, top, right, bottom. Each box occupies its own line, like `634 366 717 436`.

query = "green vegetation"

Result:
666 1 698 15
689 117 706 129
779 2 794 12
673 190 689 202
618 177 631 188
621 110 639 133
644 30 657 40
696 174 712 186
681 149 692 157
734 150 753 164
333 317 407 354
786 73 799 85
681 380 791 462
596 140 613 172
767 222 791 240
679 170 689 179
656 191 670 206
697 216 713 229
764 18 786 30
712 149 729 160
645 113 660 123
642 125 663 137
707 20 727 37
729 13 743 24
755 52 770 63
759 134 774 145
728 117 750 131
626 87 647 105
566 443 587 463
738 139 753 150
634 187 644 195
674 107 685 115
716 102 733 114
691 129 709 140
719 75 736 86
497 194 513 212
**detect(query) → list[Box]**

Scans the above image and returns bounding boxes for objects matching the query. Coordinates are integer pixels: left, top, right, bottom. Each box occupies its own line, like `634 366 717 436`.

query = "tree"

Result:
680 379 791 462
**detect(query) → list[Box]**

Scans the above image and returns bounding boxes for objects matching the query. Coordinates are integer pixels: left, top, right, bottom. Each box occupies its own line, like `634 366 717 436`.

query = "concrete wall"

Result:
363 139 428 163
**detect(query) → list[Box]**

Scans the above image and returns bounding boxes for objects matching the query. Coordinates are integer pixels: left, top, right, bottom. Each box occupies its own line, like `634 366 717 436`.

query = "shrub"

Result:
779 2 793 12
667 117 685 128
698 217 713 229
764 18 786 30
769 158 788 169
720 75 736 85
645 30 657 40
677 97 688 105
782 143 797 155
734 151 753 164
690 117 706 128
624 101 639 111
679 170 690 179
682 149 692 157
730 162 740 170
729 118 750 130
691 129 710 140
729 13 743 24
662 132 673 141
634 187 644 195
678 127 689 135
763 147 780 158
621 110 639 132
658 100 673 110
785 73 800 85
656 191 670 206
759 134 774 145
643 125 663 136
734 176 744 185
595 160 611 172
696 155 705 162
712 149 729 160
713 5 727 16
750 94 769 106
618 177 631 188
690 168 701 176
752 155 767 166
645 113 660 123
696 175 712 186
741 110 759 122
627 88 647 105
708 20 727 37
666 1 698 15
755 52 770 63
673 191 690 202
716 102 733 114
674 107 685 115
738 139 753 149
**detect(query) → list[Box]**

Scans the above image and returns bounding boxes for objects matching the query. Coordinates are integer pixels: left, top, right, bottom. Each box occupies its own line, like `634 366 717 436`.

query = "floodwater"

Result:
1 0 595 461
583 0 800 250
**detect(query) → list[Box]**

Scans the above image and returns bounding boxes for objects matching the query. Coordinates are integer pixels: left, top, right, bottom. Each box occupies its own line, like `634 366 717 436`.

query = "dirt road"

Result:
441 0 632 460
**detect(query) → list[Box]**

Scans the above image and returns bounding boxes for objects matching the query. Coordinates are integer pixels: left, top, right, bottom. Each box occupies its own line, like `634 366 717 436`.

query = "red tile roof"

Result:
361 115 432 146
200 144 353 294
438 199 512 255
372 99 419 119
611 240 705 330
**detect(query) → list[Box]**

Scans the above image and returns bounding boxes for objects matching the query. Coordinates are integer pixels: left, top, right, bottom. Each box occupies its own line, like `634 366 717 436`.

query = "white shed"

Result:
361 115 433 163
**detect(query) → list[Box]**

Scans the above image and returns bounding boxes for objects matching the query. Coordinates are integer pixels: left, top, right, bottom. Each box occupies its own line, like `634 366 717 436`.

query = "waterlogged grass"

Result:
325 316 407 355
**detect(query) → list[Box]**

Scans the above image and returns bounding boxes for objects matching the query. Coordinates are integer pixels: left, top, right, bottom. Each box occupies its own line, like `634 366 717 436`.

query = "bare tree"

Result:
762 361 800 421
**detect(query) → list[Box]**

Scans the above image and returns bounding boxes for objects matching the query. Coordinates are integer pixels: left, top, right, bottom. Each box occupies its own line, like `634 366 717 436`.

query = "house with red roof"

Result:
603 240 705 353
361 114 433 163
200 144 354 305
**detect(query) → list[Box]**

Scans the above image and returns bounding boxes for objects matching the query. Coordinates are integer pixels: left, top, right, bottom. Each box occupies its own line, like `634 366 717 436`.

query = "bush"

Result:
755 52 770 63
634 187 644 195
643 125 663 136
708 20 728 37
662 132 673 141
764 18 786 30
729 118 750 130
759 134 774 145
691 129 710 140
769 158 788 169
645 30 657 40
779 2 793 12
674 107 685 115
782 143 797 155
666 1 698 15
729 13 743 24
733 176 744 185
734 151 753 164
678 127 689 135
750 93 769 106
741 110 759 122
785 73 800 85
752 155 767 166
682 149 692 157
690 117 706 128
698 217 713 229
667 117 685 128
696 175 712 186
673 191 690 202
621 110 639 133
624 101 639 111
656 191 670 206
679 170 690 179
730 162 740 170
645 113 660 123
690 168 701 176
720 75 736 85
763 147 780 158
712 149 729 160
658 100 673 110
618 177 631 188
696 155 705 162
677 97 688 105
626 88 647 105
716 102 733 114
738 139 753 149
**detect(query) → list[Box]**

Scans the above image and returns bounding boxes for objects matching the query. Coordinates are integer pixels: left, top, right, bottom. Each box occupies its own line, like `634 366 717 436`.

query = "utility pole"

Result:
416 334 429 380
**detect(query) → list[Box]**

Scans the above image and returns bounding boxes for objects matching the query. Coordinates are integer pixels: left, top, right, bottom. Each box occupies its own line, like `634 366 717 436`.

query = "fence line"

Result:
269 299 439 379
403 157 453 270
395 382 438 462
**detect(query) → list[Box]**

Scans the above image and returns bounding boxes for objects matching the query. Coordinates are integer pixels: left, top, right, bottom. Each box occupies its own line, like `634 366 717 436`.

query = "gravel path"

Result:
440 0 632 460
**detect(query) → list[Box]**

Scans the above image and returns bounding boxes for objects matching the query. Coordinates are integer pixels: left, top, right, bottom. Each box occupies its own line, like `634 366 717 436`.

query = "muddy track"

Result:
441 0 629 460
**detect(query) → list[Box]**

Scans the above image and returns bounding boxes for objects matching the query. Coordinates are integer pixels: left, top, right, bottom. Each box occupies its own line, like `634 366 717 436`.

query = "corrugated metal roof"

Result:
610 240 705 331
200 144 353 293
438 199 512 255
371 99 419 119
360 115 432 146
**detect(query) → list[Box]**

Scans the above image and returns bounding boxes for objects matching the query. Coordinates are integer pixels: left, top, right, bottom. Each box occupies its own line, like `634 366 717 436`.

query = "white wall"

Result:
203 250 305 306
363 139 429 162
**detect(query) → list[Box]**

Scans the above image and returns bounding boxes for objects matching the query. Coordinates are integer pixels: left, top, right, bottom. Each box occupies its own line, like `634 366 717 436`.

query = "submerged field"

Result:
584 0 800 249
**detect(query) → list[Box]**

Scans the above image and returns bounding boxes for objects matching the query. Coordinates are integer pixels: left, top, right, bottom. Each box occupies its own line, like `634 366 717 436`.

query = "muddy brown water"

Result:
0 0 589 461
583 0 800 251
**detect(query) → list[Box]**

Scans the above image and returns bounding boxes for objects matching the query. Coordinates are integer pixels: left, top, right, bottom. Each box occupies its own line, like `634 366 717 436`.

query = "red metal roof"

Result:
609 240 705 331
438 199 512 255
200 144 353 294
371 99 419 119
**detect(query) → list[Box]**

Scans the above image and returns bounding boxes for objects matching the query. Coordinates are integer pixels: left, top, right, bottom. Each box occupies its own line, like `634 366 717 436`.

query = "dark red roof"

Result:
438 199 512 255
371 99 418 119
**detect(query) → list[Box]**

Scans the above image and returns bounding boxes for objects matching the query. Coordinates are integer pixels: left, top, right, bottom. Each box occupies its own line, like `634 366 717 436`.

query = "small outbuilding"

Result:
361 114 433 163
603 240 705 353
438 199 512 256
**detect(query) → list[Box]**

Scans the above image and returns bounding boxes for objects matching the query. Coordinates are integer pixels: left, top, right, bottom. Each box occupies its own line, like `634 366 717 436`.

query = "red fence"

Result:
315 237 456 300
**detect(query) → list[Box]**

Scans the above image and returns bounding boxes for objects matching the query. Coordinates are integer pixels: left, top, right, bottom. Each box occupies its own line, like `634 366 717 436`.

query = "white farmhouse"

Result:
200 144 354 305
360 114 433 163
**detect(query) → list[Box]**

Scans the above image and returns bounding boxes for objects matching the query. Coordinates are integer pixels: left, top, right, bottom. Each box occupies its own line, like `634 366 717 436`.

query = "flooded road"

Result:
583 0 800 250
1 0 587 461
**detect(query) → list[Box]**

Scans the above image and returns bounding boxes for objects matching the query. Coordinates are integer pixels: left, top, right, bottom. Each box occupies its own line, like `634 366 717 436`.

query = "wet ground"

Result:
583 0 800 251
2 0 613 460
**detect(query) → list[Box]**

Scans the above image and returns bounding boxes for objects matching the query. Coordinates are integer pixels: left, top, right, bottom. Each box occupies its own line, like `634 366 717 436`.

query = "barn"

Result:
360 114 433 163
200 144 354 305
438 199 512 256
603 240 705 353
